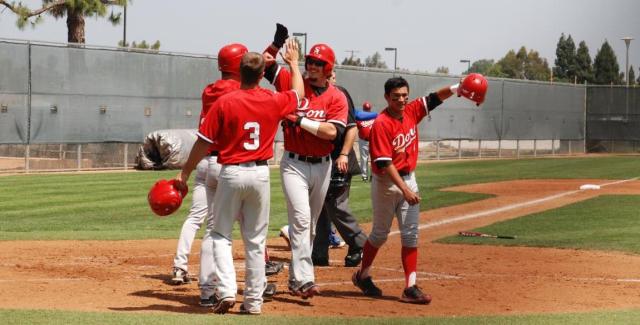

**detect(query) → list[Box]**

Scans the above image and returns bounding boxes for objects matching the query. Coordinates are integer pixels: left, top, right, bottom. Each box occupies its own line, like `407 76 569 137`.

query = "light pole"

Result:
460 59 470 74
621 37 634 87
385 47 397 75
293 32 307 57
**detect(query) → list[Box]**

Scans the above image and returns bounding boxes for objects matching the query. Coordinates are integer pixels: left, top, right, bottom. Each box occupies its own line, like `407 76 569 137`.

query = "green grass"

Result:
1 156 638 241
2 308 640 324
437 195 640 254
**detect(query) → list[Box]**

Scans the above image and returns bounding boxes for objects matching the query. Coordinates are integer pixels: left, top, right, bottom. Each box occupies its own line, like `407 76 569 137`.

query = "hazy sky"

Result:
1 0 638 76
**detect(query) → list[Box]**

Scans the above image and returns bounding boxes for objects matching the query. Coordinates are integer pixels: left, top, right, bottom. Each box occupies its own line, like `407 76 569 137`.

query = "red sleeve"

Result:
369 119 392 164
325 88 348 127
274 90 300 116
407 97 428 123
197 101 222 144
357 120 373 141
272 66 292 92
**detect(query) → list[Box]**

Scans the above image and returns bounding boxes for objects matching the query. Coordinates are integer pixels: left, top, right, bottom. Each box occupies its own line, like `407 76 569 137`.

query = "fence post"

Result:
77 144 82 170
25 144 30 173
498 139 502 158
552 139 556 156
568 140 572 155
436 140 440 160
458 139 462 159
478 140 482 158
516 139 520 159
124 143 128 170
533 139 537 157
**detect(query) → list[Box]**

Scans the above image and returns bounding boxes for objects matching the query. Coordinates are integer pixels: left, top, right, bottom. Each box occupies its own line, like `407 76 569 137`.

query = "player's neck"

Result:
387 108 403 120
240 83 260 90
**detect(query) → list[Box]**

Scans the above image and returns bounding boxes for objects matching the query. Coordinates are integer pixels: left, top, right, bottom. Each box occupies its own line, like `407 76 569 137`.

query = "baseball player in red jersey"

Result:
171 43 243 297
356 101 374 182
264 31 348 298
175 41 304 315
352 76 464 304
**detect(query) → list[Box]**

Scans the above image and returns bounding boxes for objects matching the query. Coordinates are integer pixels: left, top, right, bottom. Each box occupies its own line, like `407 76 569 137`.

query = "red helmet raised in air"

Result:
148 179 188 217
217 43 248 75
362 101 372 111
458 73 488 106
305 43 335 76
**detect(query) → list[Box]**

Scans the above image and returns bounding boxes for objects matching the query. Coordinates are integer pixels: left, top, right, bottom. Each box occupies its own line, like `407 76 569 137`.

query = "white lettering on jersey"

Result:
244 122 260 150
392 127 417 152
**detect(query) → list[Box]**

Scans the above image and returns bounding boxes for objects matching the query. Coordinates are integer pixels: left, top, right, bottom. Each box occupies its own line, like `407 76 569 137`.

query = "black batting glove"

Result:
272 23 289 49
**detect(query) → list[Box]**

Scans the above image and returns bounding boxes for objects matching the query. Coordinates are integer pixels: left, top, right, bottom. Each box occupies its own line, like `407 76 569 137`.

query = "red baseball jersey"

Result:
356 119 375 141
271 67 348 156
370 97 428 175
198 88 299 164
200 79 241 154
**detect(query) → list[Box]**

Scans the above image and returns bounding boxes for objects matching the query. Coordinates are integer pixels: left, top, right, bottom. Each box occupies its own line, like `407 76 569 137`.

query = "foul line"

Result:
389 177 639 236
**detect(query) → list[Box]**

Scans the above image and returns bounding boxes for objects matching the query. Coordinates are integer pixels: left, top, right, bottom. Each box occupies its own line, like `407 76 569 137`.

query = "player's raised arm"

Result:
281 38 304 99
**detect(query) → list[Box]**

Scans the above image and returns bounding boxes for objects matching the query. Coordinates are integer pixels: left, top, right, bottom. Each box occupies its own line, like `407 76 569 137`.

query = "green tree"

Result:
494 46 550 81
341 56 363 67
628 65 636 86
364 52 387 69
637 66 640 85
575 41 593 84
593 40 622 85
553 33 577 81
468 59 495 75
118 40 161 51
435 66 449 75
1 0 127 43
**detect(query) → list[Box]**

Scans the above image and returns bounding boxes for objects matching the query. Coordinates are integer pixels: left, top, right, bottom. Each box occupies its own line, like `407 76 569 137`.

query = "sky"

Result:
1 0 639 76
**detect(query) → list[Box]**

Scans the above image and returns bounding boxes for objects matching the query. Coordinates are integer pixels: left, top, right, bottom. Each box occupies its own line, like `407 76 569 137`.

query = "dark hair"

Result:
384 77 410 95
240 52 265 85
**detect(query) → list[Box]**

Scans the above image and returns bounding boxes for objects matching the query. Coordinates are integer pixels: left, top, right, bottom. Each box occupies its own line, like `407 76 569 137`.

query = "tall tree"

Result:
494 46 550 81
553 33 577 81
628 65 636 86
435 66 449 75
1 0 127 43
468 59 495 75
119 40 161 51
637 66 640 85
524 49 551 81
341 56 363 67
593 40 622 85
575 41 593 84
364 52 387 69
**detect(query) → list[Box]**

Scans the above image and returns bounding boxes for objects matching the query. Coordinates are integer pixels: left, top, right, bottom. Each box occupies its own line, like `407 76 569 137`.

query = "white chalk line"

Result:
389 177 639 236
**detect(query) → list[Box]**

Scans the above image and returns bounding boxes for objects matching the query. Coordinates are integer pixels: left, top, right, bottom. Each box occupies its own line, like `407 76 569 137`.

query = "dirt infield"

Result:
1 178 640 317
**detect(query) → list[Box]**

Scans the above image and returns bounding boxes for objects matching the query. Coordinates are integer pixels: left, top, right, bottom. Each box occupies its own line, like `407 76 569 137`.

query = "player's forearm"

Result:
340 126 357 154
288 62 304 99
382 163 411 193
313 122 338 140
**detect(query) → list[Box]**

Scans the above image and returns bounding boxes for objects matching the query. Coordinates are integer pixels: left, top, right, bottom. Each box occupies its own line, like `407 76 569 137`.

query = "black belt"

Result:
208 151 219 157
288 152 330 164
227 160 268 166
398 171 410 177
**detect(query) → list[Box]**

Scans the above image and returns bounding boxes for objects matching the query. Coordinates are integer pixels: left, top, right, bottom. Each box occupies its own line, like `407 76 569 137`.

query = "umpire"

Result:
312 72 368 267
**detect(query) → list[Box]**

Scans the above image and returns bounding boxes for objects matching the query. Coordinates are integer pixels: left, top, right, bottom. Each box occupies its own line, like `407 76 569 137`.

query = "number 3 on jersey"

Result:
244 122 260 150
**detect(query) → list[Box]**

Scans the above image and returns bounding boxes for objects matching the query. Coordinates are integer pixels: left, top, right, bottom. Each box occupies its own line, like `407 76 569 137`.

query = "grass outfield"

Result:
2 308 640 324
437 195 640 254
0 155 638 240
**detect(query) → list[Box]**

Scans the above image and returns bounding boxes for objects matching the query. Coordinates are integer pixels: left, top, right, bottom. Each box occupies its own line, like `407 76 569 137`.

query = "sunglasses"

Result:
306 58 326 67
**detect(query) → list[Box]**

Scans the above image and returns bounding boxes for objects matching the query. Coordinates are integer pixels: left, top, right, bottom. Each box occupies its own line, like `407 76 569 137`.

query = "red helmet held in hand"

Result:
218 43 248 75
458 73 488 106
362 101 372 111
305 43 335 76
148 179 188 217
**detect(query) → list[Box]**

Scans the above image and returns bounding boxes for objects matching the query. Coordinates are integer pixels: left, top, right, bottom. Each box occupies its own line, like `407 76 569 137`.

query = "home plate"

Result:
580 184 601 190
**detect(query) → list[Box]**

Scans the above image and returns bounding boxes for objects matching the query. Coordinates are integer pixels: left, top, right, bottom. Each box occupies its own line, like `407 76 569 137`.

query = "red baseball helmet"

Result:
362 101 372 111
306 43 335 76
458 73 488 106
217 43 248 75
148 179 188 217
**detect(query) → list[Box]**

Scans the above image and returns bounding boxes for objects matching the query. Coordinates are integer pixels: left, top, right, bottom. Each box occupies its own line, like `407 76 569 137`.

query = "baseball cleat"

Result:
265 260 284 276
329 230 346 249
239 303 261 315
344 248 363 267
289 281 320 300
171 267 191 285
400 285 432 304
263 282 277 301
211 296 236 314
352 270 382 297
199 296 215 307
